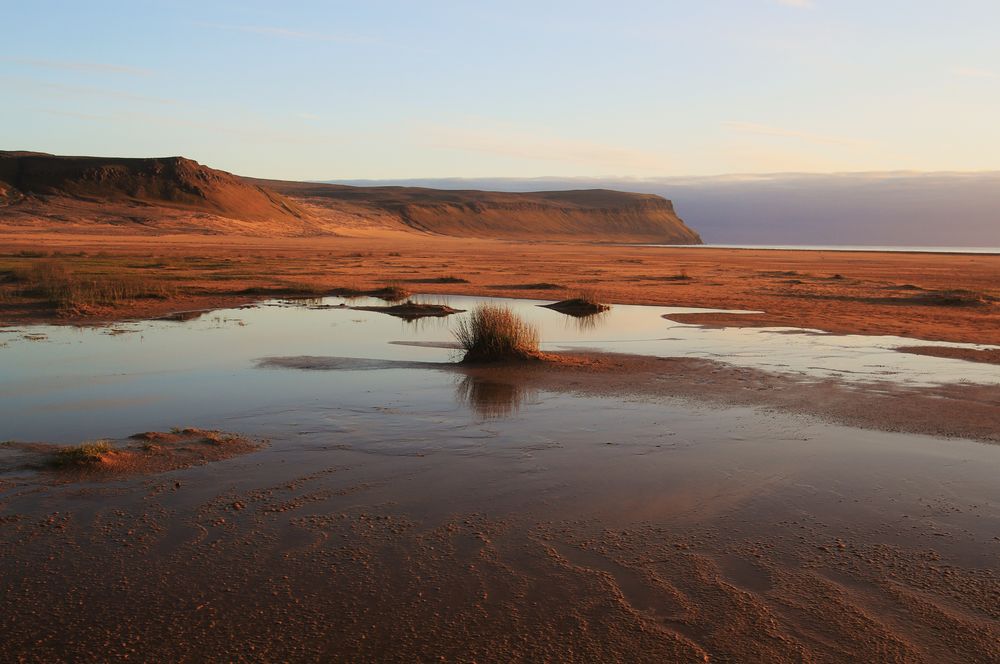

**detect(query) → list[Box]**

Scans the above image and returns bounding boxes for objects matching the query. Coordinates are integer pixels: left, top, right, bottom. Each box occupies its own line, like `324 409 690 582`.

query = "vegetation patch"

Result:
366 285 411 302
491 282 565 290
10 259 173 314
50 440 115 467
352 300 464 321
4 428 263 479
237 285 326 297
542 290 610 316
454 304 541 363
402 276 469 284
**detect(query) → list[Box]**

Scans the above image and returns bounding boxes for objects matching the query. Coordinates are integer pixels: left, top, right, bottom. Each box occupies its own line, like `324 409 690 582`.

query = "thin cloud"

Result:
953 67 996 79
4 77 175 105
775 0 815 7
2 57 151 76
33 107 346 146
723 121 869 148
207 24 378 45
422 123 672 173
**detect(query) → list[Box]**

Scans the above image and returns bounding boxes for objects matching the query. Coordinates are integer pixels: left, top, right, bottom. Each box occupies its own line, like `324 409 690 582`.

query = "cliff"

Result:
0 152 702 243
256 180 702 243
0 151 304 225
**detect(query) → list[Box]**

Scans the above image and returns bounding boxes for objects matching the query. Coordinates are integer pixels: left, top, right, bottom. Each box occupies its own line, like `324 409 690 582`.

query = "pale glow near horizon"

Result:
2 1 999 180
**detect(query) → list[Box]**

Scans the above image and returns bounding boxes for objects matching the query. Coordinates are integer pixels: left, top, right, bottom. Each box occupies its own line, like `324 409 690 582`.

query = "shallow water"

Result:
2 295 1000 661
0 294 997 442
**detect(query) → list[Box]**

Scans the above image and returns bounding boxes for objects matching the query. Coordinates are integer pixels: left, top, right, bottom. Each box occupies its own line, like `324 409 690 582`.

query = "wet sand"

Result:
1 373 997 662
1 233 998 344
2 238 999 661
896 345 1000 366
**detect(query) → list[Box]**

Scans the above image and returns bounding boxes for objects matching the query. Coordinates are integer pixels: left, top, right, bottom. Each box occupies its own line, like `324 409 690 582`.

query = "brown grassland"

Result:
0 232 997 345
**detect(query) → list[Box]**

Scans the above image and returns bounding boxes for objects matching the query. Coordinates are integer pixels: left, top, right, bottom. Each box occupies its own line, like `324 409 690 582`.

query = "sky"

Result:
3 0 1000 180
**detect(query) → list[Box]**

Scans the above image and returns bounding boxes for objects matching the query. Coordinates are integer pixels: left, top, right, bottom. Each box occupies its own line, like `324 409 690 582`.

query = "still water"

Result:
1 294 996 443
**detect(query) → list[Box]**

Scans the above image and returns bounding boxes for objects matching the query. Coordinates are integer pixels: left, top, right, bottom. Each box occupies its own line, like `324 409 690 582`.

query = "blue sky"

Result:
3 1 999 179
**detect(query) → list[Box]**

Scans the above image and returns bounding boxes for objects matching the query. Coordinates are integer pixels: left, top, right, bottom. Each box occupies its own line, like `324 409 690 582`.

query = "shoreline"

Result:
1 233 998 345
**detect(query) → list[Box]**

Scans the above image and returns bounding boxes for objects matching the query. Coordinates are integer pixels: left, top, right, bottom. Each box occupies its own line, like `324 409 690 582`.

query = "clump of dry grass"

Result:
573 288 605 307
541 289 610 316
454 304 540 362
50 440 115 467
14 259 173 311
369 283 411 302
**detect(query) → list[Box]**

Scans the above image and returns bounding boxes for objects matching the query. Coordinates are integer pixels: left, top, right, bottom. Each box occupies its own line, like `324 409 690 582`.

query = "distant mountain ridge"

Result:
0 152 701 243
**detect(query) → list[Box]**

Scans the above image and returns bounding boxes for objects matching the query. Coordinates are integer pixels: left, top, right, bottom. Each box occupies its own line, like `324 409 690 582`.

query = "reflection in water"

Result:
2 294 997 443
455 375 538 420
561 310 610 332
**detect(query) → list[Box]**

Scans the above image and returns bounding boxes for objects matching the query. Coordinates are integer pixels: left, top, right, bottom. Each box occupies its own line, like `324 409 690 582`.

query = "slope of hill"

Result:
254 179 701 243
0 151 309 233
0 152 702 243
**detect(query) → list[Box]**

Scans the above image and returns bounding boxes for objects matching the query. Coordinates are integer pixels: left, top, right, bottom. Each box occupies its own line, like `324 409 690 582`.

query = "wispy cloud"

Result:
422 123 671 173
3 58 150 76
723 121 869 147
206 24 377 45
32 108 346 146
3 77 175 105
775 0 815 7
952 67 996 79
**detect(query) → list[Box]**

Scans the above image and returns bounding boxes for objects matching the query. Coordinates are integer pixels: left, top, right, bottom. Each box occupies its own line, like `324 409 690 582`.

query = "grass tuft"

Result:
573 288 604 307
51 440 115 467
454 304 540 362
14 259 173 311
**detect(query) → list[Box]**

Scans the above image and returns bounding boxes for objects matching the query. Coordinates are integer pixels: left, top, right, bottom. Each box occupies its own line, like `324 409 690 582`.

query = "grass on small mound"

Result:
573 288 607 308
542 289 610 316
50 440 115 467
454 304 540 362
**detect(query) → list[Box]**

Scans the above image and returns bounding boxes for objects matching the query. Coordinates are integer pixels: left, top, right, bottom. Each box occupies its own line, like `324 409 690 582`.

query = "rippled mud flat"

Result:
1 296 998 662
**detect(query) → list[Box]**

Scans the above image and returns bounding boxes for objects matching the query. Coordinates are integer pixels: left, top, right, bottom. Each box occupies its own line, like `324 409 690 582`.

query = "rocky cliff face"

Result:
259 180 703 243
0 152 304 223
0 152 703 243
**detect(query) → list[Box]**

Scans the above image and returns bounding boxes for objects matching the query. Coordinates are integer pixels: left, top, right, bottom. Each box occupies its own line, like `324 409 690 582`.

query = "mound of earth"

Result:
2 428 261 480
352 301 465 320
542 298 611 316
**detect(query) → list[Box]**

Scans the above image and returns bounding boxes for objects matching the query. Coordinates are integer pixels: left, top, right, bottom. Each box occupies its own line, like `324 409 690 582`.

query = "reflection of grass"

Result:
566 310 609 332
51 440 114 467
454 304 540 362
455 375 537 420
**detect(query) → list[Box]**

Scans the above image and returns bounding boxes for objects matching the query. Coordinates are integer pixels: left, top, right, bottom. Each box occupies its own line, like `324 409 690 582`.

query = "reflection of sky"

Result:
1 294 997 442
